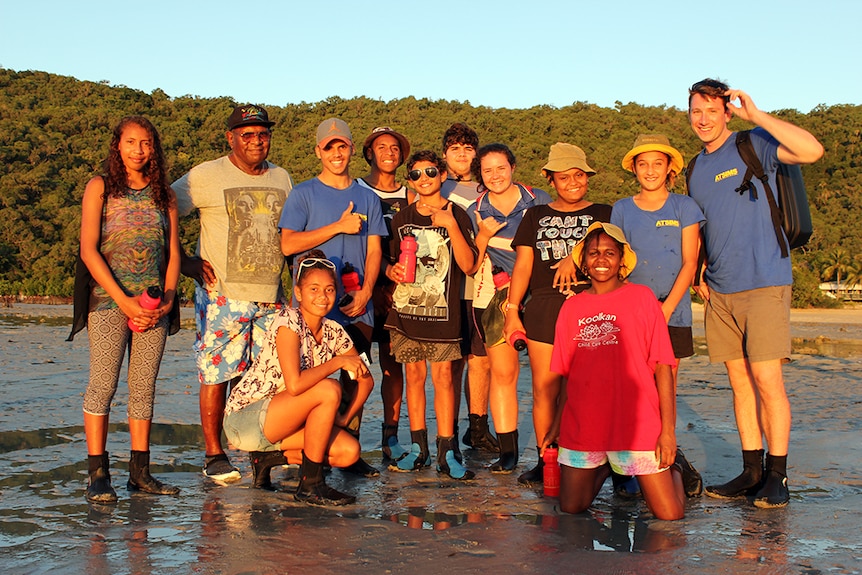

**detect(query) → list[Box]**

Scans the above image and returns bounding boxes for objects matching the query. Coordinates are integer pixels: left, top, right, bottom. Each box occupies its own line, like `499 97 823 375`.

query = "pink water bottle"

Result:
543 445 560 498
128 286 162 332
492 266 510 290
399 233 418 283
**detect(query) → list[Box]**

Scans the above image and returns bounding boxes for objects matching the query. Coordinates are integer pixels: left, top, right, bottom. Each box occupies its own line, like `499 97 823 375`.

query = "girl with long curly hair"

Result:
78 116 181 503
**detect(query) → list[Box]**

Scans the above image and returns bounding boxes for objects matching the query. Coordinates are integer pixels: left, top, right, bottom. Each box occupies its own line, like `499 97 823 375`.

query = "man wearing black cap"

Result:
173 104 294 483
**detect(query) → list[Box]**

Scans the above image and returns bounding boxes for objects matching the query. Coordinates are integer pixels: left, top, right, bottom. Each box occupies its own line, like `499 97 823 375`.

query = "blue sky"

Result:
1 0 859 113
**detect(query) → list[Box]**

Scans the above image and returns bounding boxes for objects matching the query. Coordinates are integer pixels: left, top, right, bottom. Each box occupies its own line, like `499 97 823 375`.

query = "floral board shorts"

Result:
193 286 283 385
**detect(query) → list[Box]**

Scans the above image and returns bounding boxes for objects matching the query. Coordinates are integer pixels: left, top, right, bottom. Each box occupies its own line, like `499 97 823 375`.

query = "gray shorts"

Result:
223 397 281 452
705 285 791 363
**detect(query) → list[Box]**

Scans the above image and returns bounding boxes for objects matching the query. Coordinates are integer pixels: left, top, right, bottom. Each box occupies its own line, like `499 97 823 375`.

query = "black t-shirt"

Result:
511 203 612 298
384 202 478 342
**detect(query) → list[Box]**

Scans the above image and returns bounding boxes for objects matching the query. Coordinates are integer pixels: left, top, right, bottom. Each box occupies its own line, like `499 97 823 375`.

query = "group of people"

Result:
72 78 823 518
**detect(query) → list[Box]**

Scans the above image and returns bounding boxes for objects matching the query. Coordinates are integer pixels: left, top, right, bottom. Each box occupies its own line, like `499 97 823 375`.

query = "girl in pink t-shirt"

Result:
544 222 687 520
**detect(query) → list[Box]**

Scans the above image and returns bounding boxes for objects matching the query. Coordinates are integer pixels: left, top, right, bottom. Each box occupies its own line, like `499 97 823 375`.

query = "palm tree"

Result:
841 257 862 299
821 248 853 295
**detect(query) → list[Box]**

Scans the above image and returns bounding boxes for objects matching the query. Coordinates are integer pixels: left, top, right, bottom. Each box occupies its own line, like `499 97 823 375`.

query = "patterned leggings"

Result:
83 307 168 420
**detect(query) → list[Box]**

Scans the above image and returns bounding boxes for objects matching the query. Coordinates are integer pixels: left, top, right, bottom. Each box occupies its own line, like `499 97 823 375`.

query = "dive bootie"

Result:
251 450 288 490
517 446 544 486
127 450 180 495
382 423 407 463
754 454 790 509
295 451 355 506
705 449 764 499
86 452 118 503
391 428 431 472
674 448 703 497
490 430 519 473
464 414 499 452
452 423 463 464
436 435 475 480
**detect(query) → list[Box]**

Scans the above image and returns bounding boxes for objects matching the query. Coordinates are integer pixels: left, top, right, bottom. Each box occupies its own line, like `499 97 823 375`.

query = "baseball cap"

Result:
316 118 353 148
226 105 275 130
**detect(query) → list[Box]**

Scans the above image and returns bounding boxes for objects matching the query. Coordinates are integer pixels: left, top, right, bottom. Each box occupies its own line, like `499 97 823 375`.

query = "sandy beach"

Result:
1 303 860 574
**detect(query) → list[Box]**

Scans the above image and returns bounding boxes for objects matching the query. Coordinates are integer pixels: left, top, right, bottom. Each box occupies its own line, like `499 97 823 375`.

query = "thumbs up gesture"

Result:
337 201 363 235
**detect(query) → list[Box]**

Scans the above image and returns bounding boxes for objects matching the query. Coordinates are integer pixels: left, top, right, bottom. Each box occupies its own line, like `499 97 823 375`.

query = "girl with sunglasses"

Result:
223 251 373 505
466 144 552 474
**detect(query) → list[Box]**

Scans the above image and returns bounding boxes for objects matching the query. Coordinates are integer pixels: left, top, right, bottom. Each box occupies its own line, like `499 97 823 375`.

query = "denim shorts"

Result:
558 447 668 475
223 397 281 452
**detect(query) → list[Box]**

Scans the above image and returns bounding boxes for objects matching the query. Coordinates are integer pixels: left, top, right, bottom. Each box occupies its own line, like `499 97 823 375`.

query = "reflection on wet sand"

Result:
2 305 862 573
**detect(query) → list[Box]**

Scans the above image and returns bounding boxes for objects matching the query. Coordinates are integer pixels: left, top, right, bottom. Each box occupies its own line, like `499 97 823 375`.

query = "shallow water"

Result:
2 305 861 574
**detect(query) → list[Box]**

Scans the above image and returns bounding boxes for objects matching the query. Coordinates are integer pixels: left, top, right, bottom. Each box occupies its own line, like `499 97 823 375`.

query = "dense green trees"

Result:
1 68 860 307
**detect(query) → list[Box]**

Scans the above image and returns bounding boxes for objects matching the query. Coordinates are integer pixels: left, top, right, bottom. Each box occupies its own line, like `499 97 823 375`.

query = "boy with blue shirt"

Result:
279 118 387 477
686 79 823 508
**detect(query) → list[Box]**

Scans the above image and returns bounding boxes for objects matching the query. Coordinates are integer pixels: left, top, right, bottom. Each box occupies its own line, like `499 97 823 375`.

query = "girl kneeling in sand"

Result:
544 222 686 520
223 252 373 506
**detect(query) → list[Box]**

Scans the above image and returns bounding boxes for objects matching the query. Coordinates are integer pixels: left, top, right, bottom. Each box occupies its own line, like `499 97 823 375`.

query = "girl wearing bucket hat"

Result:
543 222 688 520
611 134 705 497
504 142 611 487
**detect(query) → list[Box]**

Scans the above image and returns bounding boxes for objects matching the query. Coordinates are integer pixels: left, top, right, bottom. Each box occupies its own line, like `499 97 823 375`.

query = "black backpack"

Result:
685 130 813 258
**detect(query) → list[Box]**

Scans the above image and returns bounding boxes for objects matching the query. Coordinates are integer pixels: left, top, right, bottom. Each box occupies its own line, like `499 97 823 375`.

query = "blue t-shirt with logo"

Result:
687 128 791 294
611 193 705 327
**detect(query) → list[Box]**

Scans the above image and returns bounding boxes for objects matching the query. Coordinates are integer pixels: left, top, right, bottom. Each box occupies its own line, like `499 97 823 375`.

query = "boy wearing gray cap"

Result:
279 118 388 478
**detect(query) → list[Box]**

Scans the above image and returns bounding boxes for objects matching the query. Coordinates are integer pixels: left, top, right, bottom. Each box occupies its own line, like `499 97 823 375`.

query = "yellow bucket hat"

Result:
621 134 684 175
570 222 637 279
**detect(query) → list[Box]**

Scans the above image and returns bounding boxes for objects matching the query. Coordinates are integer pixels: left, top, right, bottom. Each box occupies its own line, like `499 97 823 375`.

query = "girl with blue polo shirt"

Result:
467 143 551 473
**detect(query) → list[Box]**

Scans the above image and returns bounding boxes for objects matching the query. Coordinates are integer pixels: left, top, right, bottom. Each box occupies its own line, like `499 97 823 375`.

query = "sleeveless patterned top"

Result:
91 186 167 311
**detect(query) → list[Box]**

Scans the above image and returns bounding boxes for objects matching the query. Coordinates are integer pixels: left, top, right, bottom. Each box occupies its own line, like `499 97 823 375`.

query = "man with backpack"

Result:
686 79 823 508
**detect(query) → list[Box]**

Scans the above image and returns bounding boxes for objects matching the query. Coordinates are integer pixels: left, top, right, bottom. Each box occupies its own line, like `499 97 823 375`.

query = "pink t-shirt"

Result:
550 282 676 452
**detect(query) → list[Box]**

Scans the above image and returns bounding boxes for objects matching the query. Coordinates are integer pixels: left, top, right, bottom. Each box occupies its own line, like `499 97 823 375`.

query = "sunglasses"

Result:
407 167 439 181
296 257 336 282
237 130 272 143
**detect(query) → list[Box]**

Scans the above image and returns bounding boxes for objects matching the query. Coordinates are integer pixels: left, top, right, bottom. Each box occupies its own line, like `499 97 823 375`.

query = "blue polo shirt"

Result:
467 183 552 274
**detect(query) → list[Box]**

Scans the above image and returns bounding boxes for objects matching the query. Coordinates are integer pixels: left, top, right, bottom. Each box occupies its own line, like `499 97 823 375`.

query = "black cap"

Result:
227 105 275 130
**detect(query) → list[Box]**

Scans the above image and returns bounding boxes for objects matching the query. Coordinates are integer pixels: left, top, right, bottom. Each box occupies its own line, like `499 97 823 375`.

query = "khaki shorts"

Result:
705 285 791 363
389 331 463 364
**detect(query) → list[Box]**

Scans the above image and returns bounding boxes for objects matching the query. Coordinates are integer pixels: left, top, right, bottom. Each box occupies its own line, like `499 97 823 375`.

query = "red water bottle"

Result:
399 232 418 283
338 262 361 307
543 445 560 498
493 266 527 351
128 286 162 332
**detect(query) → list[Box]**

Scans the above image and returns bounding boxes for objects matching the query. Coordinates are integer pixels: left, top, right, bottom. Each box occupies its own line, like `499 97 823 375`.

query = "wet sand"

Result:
1 304 861 574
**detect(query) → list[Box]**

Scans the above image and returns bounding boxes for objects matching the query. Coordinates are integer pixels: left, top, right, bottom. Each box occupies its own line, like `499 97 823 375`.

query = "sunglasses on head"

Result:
296 257 336 282
407 167 439 181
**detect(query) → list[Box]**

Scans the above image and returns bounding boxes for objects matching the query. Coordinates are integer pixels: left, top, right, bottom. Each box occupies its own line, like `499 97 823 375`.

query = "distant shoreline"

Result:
5 301 862 344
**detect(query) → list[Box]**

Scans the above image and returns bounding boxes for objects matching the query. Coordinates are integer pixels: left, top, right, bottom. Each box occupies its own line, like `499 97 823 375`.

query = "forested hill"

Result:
1 68 860 306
